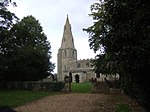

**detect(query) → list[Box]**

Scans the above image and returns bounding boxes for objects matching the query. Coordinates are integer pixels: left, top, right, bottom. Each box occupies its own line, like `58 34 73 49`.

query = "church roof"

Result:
60 15 75 49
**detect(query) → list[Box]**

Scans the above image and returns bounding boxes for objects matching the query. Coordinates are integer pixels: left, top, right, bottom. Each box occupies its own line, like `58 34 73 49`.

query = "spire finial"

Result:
66 14 70 25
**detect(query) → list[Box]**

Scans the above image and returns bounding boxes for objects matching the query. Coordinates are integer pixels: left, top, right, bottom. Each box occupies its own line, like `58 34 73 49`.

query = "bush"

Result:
53 81 65 91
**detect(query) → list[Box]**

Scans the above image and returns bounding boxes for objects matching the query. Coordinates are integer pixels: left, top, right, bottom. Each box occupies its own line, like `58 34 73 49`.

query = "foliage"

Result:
71 82 92 93
52 81 65 91
0 0 18 81
0 90 53 107
84 0 150 110
0 1 54 81
91 53 117 75
0 0 17 29
4 15 55 81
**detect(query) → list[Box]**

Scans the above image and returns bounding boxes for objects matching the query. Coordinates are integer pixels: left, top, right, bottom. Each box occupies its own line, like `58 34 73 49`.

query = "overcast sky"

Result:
8 0 97 73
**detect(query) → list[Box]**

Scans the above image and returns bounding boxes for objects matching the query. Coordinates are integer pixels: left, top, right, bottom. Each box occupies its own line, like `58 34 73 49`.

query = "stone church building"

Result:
57 16 95 83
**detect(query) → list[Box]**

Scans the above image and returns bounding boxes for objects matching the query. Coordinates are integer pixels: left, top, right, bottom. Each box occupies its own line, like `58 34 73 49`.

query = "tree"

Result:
0 0 17 29
84 0 150 110
0 0 18 81
5 15 55 81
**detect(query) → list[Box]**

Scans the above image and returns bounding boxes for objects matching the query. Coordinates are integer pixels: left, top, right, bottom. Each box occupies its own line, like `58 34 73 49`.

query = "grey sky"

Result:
8 0 97 73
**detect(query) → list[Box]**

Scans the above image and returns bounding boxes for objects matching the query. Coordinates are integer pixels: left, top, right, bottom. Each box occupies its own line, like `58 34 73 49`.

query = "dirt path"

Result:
15 93 144 112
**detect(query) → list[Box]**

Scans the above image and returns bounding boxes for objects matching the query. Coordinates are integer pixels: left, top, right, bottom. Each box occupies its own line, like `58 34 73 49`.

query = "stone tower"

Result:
57 15 77 81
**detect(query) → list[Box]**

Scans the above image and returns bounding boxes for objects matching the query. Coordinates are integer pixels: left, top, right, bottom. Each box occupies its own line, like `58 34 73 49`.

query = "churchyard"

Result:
0 82 145 112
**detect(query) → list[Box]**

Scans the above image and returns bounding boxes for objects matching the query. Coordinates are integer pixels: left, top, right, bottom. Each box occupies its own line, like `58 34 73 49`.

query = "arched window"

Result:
64 50 67 57
72 50 74 57
77 63 80 68
86 62 89 67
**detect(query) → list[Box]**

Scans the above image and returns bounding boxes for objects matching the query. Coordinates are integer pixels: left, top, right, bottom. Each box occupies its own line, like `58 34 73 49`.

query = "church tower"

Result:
57 15 77 81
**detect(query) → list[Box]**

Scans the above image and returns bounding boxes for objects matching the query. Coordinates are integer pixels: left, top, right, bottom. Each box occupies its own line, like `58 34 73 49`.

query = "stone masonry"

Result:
57 15 95 83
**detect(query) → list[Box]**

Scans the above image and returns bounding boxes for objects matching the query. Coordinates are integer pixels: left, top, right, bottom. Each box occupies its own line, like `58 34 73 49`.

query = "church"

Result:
57 16 95 83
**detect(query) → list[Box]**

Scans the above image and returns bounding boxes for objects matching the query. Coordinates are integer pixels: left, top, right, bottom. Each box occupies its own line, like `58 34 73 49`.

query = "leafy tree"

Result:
5 15 55 81
84 0 150 110
0 0 18 81
0 0 17 29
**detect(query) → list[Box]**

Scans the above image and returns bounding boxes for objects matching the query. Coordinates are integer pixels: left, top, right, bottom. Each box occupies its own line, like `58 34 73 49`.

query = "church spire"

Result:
65 14 70 25
60 15 75 49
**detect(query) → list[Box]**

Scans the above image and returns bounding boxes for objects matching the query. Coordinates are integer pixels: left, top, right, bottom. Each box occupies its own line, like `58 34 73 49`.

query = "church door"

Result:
75 74 79 83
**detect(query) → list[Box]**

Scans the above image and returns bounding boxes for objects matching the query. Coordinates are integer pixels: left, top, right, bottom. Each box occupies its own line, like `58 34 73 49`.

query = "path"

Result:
15 93 144 112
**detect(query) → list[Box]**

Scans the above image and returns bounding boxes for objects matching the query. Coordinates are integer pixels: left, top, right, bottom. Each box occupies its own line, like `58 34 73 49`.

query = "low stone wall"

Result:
91 82 110 94
91 81 122 94
110 88 123 94
1 81 65 92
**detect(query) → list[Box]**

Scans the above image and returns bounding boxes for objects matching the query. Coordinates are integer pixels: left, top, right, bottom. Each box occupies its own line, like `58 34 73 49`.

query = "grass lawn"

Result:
71 82 92 93
0 90 53 107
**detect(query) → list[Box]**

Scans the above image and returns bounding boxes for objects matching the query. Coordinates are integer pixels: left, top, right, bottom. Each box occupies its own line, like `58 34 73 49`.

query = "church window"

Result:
72 51 74 57
86 62 89 67
77 63 80 68
62 50 64 58
64 50 67 57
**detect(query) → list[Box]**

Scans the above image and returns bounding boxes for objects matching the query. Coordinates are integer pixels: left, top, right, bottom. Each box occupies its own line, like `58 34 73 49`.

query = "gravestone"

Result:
62 76 71 92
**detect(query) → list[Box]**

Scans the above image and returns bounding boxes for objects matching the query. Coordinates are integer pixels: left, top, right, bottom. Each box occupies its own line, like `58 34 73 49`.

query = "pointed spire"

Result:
65 14 70 25
60 15 75 49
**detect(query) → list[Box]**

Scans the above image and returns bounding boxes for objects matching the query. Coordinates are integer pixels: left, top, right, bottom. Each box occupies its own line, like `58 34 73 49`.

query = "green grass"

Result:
114 95 132 112
71 82 92 93
116 103 132 112
0 90 53 107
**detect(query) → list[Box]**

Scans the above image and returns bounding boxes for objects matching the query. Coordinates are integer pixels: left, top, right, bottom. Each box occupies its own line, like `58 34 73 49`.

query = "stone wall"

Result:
91 82 110 93
1 81 65 92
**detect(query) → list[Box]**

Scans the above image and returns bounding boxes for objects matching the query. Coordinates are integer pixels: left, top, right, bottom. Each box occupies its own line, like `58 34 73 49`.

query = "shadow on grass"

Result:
0 89 55 108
